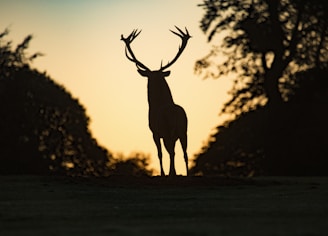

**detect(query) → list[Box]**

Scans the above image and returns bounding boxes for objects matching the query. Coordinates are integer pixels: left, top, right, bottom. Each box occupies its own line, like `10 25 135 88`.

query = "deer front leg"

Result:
164 138 176 177
179 134 188 176
153 134 165 176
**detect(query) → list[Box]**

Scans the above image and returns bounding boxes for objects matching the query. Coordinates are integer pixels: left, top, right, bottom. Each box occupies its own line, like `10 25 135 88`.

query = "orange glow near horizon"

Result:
0 0 232 175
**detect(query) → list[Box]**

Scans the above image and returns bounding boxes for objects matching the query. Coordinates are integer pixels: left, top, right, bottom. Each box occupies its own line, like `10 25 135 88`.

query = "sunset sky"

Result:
0 0 233 175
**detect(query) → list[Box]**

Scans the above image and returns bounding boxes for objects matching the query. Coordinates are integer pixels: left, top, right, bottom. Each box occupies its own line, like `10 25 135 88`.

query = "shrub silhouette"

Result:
108 153 154 177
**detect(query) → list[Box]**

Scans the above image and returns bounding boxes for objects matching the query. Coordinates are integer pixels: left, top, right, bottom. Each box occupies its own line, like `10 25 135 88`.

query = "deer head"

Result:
121 26 191 80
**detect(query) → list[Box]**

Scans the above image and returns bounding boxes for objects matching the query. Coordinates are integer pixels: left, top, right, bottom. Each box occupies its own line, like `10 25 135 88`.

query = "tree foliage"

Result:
193 0 328 176
0 29 111 175
195 0 328 114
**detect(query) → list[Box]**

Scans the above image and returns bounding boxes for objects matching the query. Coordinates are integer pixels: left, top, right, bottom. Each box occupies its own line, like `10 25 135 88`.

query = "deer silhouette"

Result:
121 26 191 176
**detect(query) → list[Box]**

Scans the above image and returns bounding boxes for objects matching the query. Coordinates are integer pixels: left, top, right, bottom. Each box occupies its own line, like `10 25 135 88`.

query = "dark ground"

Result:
1 175 328 236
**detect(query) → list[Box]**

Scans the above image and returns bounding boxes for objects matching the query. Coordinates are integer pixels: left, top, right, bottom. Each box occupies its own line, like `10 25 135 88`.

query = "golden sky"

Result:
0 0 232 175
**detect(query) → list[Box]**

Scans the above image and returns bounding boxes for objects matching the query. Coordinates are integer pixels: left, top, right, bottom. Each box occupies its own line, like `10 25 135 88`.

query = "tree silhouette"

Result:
196 0 327 113
192 0 328 176
0 29 111 175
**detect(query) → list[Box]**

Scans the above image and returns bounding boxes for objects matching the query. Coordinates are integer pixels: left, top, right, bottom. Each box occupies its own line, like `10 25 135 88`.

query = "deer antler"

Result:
160 26 191 71
121 29 150 71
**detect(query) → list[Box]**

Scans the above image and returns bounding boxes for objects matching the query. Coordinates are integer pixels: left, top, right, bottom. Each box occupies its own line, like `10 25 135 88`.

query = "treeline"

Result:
2 0 328 177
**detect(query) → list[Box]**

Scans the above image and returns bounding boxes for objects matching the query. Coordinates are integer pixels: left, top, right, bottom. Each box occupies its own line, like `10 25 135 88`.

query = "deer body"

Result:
142 70 187 176
121 27 190 176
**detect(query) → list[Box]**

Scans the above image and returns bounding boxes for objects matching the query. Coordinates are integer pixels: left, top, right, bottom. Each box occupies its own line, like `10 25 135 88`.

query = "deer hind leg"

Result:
179 133 188 176
153 133 165 176
163 138 176 176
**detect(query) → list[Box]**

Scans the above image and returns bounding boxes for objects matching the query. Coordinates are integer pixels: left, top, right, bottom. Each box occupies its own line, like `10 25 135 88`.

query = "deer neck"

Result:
147 78 174 109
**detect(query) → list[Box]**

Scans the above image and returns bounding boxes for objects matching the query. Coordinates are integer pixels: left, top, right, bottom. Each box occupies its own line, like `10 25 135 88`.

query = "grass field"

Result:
1 176 328 236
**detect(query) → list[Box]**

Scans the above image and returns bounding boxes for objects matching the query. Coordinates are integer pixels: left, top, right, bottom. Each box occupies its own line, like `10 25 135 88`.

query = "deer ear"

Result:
137 69 148 77
163 71 171 77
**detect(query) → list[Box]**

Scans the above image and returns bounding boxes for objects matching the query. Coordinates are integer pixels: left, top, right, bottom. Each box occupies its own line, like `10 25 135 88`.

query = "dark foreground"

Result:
1 176 328 236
